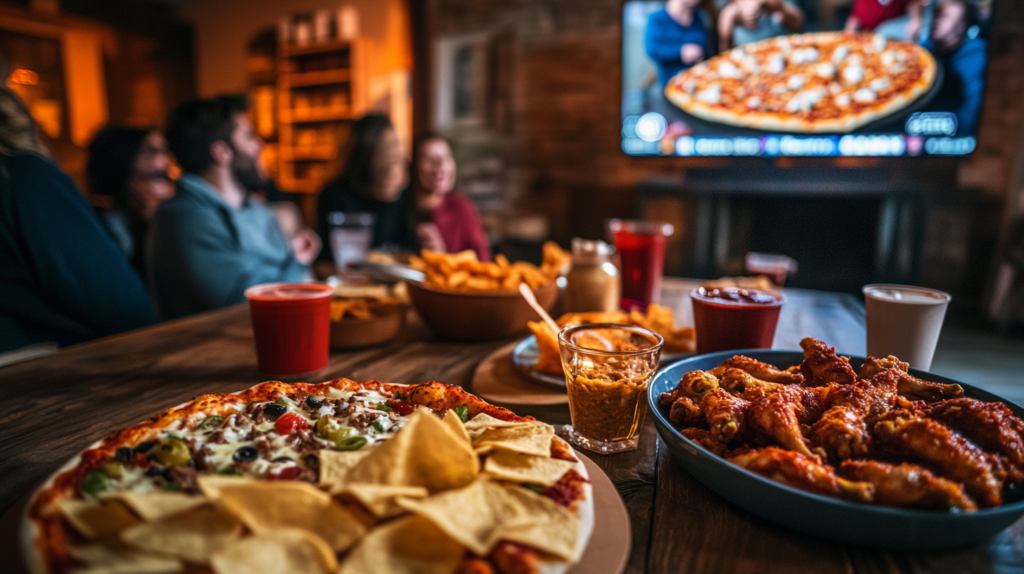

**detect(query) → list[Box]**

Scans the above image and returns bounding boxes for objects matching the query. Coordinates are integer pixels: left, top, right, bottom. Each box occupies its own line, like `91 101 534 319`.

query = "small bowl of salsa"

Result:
690 287 784 354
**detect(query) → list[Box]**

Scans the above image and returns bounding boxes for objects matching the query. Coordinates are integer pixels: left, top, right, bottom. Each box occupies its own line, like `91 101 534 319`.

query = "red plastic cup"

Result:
245 283 333 376
607 219 674 309
691 287 784 354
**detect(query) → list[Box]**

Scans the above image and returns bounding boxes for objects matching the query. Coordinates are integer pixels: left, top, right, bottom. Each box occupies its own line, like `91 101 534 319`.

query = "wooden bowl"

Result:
329 309 406 349
407 281 559 341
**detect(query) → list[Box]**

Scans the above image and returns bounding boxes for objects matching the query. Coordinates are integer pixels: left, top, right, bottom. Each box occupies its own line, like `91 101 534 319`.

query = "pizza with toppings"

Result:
664 32 937 133
23 379 593 574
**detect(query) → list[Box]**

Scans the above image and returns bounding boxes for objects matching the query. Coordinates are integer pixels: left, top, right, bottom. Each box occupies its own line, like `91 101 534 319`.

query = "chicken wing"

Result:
926 398 1024 479
872 412 1003 507
719 367 781 394
895 373 963 402
811 369 909 462
729 447 874 502
858 355 909 379
659 370 720 410
708 355 805 385
701 388 750 443
825 368 903 418
668 396 706 429
810 406 870 461
743 385 819 458
839 459 977 512
799 337 857 386
681 427 730 457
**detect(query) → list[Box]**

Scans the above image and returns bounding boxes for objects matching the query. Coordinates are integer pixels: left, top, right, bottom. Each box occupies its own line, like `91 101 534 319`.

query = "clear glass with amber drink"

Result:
558 323 663 454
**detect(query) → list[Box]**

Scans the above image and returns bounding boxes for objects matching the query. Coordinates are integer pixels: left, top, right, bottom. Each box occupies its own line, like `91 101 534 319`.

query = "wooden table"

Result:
2 278 1022 574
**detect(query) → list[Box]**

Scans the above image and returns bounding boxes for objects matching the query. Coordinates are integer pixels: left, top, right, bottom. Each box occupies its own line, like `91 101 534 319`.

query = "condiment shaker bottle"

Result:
564 238 620 313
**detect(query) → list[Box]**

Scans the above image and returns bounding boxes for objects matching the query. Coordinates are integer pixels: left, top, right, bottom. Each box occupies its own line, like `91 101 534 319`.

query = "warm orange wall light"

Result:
9 69 39 86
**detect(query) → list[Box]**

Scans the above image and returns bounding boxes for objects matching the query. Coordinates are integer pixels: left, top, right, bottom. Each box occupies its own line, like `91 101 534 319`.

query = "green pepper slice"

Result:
82 471 109 496
198 416 224 431
335 436 368 451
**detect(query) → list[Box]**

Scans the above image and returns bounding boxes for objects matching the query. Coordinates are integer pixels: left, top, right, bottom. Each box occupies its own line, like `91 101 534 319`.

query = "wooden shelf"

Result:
272 38 367 219
279 178 322 194
283 69 350 87
280 40 353 58
281 108 354 123
281 145 335 161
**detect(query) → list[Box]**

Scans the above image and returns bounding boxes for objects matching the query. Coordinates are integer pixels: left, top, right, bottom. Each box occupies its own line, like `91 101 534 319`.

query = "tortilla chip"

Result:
210 528 337 574
104 491 207 522
395 478 515 556
473 423 555 457
441 410 471 444
346 410 479 494
339 514 464 574
483 450 576 487
60 499 140 539
120 504 243 564
463 413 534 431
498 484 582 562
528 321 564 375
340 483 429 518
318 450 371 487
197 477 365 553
398 478 582 563
68 544 182 574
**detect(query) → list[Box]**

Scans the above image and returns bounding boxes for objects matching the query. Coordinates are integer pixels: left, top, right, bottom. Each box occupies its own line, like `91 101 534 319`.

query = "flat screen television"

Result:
621 0 992 157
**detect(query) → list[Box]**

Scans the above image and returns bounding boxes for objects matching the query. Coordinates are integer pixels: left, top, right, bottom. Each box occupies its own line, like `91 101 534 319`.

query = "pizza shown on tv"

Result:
664 32 936 134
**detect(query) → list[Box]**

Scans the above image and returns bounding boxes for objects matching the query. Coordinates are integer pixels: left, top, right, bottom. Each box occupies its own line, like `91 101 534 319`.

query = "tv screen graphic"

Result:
622 0 991 157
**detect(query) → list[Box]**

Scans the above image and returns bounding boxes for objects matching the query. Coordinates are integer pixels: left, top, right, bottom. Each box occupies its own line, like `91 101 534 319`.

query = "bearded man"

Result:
148 96 320 320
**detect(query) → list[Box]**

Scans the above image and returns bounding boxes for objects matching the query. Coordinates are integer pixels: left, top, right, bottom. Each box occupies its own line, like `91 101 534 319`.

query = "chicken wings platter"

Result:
648 339 1024 549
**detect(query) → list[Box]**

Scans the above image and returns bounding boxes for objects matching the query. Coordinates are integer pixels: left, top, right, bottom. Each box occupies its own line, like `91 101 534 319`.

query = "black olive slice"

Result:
305 396 323 410
264 403 287 420
114 447 134 463
272 456 295 463
135 441 156 455
233 446 259 462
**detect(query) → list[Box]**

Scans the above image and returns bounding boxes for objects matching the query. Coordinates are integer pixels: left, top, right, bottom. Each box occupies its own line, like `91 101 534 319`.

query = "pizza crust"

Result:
664 32 937 134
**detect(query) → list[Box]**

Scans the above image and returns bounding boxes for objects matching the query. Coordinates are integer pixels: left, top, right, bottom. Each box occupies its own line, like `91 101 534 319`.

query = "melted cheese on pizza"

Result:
89 386 426 496
666 32 935 131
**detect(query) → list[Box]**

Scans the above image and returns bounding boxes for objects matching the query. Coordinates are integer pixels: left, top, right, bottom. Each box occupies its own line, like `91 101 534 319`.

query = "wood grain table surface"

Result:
1 277 1022 574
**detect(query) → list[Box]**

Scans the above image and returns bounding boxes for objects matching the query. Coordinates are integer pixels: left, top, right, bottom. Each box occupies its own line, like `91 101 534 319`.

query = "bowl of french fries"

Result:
329 284 409 349
406 242 570 341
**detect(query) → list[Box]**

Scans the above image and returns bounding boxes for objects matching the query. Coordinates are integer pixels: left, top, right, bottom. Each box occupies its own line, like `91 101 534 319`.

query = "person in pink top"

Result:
410 133 492 261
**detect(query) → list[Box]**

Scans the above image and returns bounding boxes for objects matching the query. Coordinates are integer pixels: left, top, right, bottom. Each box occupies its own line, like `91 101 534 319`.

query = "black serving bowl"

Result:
648 349 1024 550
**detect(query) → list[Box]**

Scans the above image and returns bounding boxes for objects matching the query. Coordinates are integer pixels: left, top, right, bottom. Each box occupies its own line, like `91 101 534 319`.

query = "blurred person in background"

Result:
923 0 987 135
150 96 319 320
87 126 174 278
409 133 491 261
718 0 803 51
317 114 415 260
0 86 155 354
846 0 920 33
645 0 710 88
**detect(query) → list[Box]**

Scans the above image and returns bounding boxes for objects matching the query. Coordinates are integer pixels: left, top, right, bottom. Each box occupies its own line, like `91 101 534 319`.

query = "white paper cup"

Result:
863 284 951 371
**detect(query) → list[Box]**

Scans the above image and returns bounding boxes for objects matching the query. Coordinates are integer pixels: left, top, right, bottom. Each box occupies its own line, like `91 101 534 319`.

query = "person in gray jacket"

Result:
148 96 319 320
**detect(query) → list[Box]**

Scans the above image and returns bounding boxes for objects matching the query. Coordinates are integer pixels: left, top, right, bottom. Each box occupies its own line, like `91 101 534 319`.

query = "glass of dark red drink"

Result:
245 283 333 376
690 287 784 354
607 219 674 310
